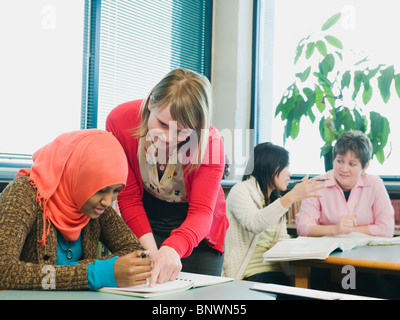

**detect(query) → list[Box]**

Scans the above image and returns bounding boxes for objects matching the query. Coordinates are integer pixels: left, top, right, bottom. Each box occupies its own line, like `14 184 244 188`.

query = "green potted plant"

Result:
275 12 400 170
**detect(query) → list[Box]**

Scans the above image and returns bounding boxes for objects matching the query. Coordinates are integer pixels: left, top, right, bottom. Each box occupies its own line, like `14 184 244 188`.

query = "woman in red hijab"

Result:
0 129 151 290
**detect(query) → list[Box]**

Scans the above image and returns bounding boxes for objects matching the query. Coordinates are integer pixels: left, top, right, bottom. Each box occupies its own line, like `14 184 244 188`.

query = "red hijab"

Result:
17 129 128 246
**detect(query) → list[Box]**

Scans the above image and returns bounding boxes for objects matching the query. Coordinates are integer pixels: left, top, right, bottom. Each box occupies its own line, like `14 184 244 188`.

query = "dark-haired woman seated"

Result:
222 142 326 284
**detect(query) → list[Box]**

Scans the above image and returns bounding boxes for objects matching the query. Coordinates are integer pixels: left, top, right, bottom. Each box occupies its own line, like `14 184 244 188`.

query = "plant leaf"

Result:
290 120 300 139
370 111 390 147
305 42 316 59
369 111 390 164
319 117 336 146
366 64 384 79
354 56 369 66
319 54 335 75
335 107 355 132
283 112 293 143
394 74 400 99
307 108 316 123
320 143 333 158
277 95 295 120
362 83 373 104
341 70 351 89
324 86 336 108
375 149 385 164
303 88 316 121
313 72 332 87
314 86 325 112
296 66 311 82
353 109 367 132
316 40 327 57
321 13 342 31
352 71 363 100
377 65 395 103
324 35 343 49
293 36 310 64
294 43 304 65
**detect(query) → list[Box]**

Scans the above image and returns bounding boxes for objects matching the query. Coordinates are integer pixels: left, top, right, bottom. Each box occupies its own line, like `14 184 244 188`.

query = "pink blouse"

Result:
296 170 394 238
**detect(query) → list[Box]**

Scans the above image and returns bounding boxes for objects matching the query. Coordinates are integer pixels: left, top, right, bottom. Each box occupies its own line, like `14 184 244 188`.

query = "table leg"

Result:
295 266 310 288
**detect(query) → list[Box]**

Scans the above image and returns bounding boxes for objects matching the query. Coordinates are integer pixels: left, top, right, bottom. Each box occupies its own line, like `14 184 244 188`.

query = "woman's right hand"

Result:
148 245 182 287
280 176 327 208
114 250 152 287
335 215 356 234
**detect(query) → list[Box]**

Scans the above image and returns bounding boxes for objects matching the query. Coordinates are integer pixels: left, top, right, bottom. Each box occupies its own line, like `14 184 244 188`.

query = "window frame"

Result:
81 0 213 130
251 0 400 183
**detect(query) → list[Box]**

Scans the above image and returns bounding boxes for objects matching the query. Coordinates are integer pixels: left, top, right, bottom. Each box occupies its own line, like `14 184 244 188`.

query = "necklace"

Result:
57 233 73 259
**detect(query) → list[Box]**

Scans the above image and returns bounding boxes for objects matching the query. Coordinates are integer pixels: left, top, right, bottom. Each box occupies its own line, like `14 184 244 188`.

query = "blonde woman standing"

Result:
106 68 228 286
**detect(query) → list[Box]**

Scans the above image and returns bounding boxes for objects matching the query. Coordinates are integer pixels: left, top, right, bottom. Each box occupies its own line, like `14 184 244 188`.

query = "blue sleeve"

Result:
87 256 119 290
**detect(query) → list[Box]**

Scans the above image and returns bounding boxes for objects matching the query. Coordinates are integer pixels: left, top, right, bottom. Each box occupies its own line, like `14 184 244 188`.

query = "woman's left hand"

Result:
148 245 182 287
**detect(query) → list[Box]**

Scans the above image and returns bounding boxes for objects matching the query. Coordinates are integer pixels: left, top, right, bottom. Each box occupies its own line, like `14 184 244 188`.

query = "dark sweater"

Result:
0 176 143 290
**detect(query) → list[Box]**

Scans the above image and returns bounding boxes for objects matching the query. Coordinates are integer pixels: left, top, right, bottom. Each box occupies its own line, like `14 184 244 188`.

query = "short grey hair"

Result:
333 130 372 168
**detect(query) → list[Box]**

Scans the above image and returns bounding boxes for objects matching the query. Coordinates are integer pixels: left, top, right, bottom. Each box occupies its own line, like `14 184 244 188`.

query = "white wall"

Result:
211 0 254 179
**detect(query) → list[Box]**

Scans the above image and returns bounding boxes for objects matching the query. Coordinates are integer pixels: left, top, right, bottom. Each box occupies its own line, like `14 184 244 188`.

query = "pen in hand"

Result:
352 201 358 226
295 178 329 183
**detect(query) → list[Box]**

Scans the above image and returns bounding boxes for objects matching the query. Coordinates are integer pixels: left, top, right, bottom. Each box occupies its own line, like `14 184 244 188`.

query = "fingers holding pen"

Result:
293 176 328 199
114 250 152 287
308 176 329 195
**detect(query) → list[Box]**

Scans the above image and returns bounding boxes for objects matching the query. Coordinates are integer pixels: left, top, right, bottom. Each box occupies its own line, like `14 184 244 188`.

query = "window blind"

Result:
83 0 212 129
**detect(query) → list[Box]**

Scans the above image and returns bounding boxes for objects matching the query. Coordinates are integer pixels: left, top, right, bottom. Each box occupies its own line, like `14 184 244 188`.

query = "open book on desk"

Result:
98 272 234 298
263 233 398 262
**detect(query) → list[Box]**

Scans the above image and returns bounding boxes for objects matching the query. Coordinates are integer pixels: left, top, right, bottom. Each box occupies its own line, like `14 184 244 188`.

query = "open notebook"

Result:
98 272 233 298
263 233 400 262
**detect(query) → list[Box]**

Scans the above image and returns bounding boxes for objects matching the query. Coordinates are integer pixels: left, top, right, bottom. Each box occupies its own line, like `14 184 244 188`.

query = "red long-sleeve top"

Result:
106 100 228 258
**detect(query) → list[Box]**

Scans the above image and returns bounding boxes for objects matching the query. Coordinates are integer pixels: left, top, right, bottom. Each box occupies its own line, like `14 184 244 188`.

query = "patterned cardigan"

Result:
0 176 143 290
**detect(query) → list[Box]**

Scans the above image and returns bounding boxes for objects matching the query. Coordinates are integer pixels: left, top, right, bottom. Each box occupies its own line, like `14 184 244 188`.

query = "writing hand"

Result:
114 250 152 287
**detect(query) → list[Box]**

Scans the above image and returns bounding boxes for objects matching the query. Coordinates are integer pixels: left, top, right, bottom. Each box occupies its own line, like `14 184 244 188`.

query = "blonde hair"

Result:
136 68 212 170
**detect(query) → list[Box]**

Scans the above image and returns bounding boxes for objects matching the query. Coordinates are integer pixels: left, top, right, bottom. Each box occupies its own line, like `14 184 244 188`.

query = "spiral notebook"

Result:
98 272 233 298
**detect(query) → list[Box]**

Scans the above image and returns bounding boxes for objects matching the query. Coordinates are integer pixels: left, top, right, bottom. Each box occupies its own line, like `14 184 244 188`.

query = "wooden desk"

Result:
292 245 400 288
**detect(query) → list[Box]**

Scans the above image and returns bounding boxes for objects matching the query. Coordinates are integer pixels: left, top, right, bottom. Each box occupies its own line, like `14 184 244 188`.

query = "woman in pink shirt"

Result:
297 130 394 238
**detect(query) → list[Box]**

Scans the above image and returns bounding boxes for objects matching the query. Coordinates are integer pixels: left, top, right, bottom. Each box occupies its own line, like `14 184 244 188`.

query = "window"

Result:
0 0 85 156
83 0 212 130
0 0 212 179
255 0 400 177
